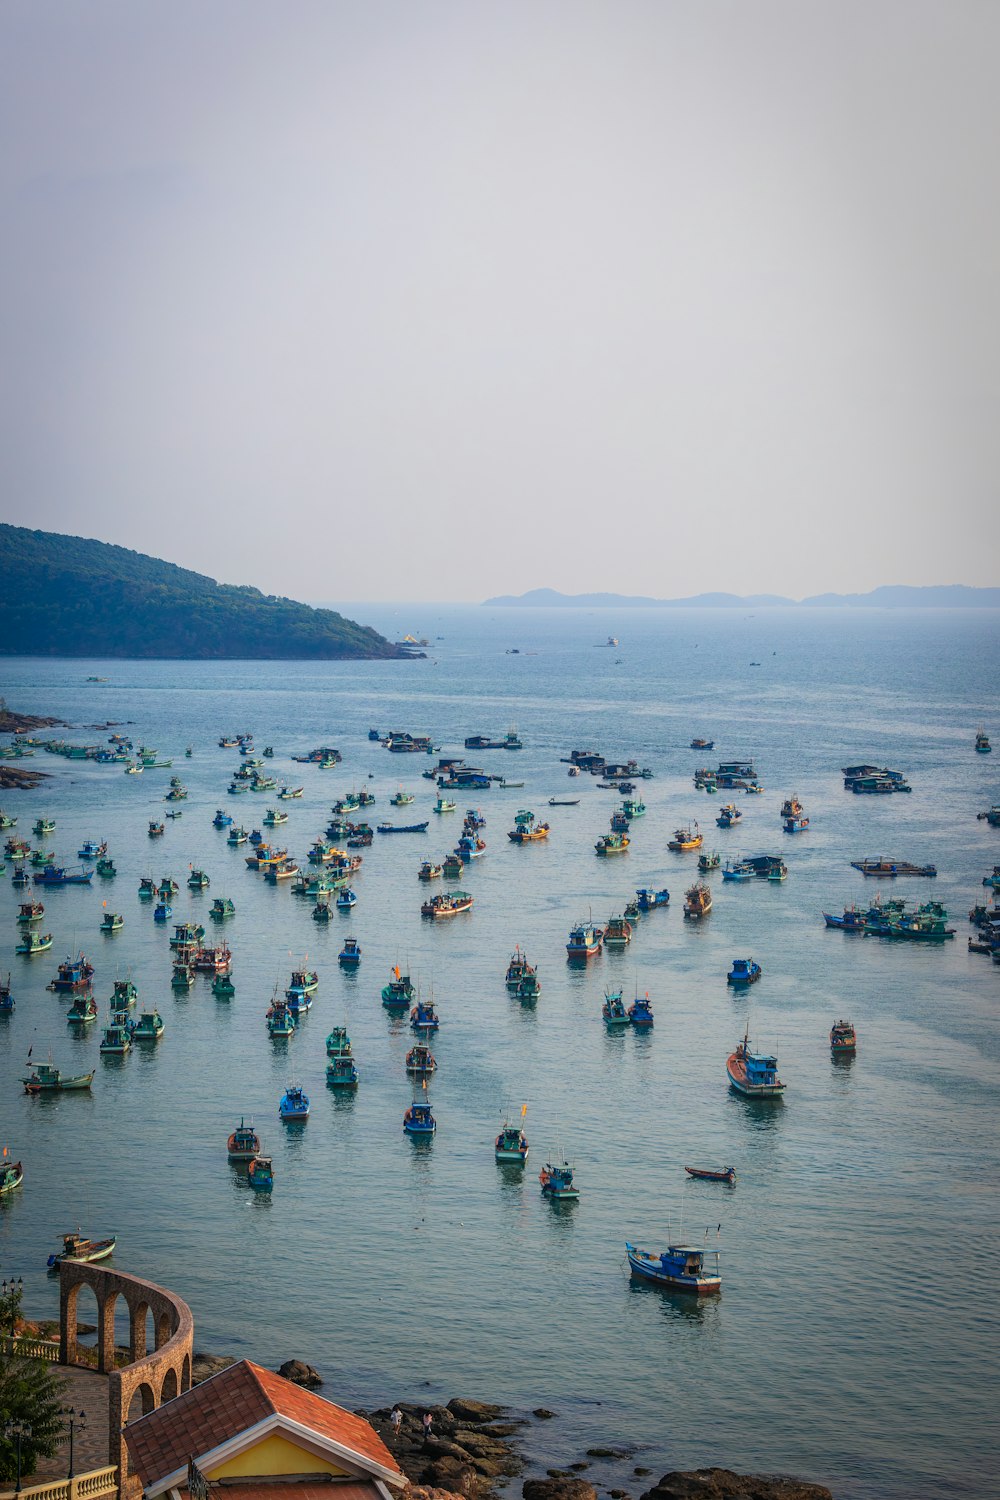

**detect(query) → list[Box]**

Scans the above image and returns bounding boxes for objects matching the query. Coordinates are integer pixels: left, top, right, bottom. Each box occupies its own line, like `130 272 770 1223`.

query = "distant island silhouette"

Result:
484 585 1000 608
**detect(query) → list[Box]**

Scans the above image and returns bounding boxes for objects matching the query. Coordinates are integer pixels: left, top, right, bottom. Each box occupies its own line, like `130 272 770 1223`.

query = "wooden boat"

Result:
49 954 94 992
100 911 124 933
264 858 300 884
403 1101 436 1135
850 857 937 878
548 797 580 806
626 1241 721 1293
153 902 172 922
171 961 195 988
830 1019 857 1054
508 810 550 843
685 1165 736 1183
213 809 233 827
636 888 669 911
193 944 232 973
779 796 804 820
325 1026 353 1057
628 991 654 1028
0 1153 24 1195
418 861 442 881
287 969 319 999
66 992 98 1024
566 919 602 959
47 1232 115 1268
539 1161 578 1200
133 1010 164 1040
698 851 721 872
148 821 165 838
211 973 235 999
495 1118 529 1164
442 854 465 878
326 1051 359 1087
0 974 13 1015
338 936 362 967
433 797 457 814
727 957 761 986
210 897 236 920
96 856 116 877
24 1062 94 1094
391 790 415 806
602 988 629 1028
683 883 713 919
16 901 44 926
595 831 629 856
11 867 30 888
405 1043 436 1075
99 1014 133 1054
975 729 992 753
278 785 304 799
336 887 357 909
505 946 533 989
727 1028 785 1098
784 815 809 833
410 998 440 1032
690 738 714 750
138 876 155 899
33 817 55 835
517 970 542 1002
16 930 53 955
312 898 333 922
227 1117 260 1159
278 1085 310 1121
382 968 415 1007
248 1155 274 1190
603 915 632 948
421 890 473 918
668 823 703 851
716 804 742 828
33 865 94 886
263 808 288 826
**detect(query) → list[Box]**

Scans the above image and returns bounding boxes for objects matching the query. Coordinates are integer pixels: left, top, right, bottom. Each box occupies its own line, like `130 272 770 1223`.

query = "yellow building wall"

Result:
207 1433 350 1479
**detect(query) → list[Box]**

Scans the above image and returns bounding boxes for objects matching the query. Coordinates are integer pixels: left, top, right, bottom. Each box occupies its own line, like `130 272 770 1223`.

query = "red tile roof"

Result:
125 1361 401 1491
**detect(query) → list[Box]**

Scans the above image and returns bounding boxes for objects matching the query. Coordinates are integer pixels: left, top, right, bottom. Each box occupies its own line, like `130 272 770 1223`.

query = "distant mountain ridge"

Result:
0 525 412 659
484 585 1000 608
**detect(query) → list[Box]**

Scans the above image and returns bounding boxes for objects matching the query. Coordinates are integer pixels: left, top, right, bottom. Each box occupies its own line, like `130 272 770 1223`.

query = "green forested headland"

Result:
0 525 412 659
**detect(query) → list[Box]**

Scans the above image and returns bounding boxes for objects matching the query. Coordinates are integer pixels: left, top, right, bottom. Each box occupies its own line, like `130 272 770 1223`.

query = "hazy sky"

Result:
2 2 998 602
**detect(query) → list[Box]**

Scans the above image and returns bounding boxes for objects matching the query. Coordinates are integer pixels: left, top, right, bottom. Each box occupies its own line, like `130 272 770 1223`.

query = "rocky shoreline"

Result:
190 1355 831 1500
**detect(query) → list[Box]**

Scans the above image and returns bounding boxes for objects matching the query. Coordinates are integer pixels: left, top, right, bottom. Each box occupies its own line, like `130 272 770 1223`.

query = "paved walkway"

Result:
28 1366 112 1483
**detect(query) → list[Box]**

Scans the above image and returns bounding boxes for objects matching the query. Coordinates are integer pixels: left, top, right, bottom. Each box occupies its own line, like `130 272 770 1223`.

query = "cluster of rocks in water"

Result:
190 1359 831 1500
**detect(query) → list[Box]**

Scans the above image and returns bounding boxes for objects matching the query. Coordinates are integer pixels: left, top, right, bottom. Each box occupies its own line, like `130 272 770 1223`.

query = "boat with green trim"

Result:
382 968 415 1008
133 1010 164 1041
495 1116 529 1164
100 911 124 933
66 992 98 1024
24 1061 94 1093
17 930 52 955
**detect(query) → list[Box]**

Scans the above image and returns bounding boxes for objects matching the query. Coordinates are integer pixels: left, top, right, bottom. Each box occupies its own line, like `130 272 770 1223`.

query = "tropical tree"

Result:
0 1283 66 1483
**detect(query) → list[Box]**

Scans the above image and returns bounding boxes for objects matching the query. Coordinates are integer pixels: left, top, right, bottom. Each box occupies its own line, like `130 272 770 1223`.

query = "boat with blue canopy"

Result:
539 1161 578 1200
403 1099 436 1135
625 1240 721 1293
727 1027 785 1098
278 1085 310 1121
727 958 761 987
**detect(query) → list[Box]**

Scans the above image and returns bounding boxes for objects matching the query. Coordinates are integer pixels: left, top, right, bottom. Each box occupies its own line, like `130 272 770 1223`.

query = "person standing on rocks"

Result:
390 1407 402 1440
421 1412 433 1448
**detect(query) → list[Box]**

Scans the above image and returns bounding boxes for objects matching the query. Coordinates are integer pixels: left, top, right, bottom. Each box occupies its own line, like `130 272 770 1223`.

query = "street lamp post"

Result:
3 1421 31 1494
64 1408 87 1480
1 1276 23 1337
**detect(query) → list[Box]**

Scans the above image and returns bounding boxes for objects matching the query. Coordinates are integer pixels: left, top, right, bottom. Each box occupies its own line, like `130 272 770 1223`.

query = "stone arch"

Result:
61 1278 101 1367
57 1261 194 1499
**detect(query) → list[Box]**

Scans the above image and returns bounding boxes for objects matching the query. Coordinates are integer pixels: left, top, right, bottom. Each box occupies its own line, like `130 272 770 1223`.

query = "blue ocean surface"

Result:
0 605 998 1498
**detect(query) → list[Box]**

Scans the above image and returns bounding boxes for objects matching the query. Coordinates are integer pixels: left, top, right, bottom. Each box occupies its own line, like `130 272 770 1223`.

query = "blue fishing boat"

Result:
410 998 440 1032
405 1043 436 1075
784 815 810 833
138 876 155 899
823 906 867 931
0 975 15 1014
715 805 742 828
727 1027 785 1098
336 888 357 910
539 1161 579 1200
722 861 754 882
403 1100 436 1135
286 969 318 1000
602 988 629 1028
338 936 362 967
213 809 233 827
635 888 669 911
278 1085 310 1121
34 865 94 886
11 868 30 888
625 1240 721 1293
49 954 94 991
227 1118 260 1159
727 958 762 987
628 991 654 1028
78 840 106 860
153 903 172 922
266 998 296 1037
566 919 603 959
227 826 249 845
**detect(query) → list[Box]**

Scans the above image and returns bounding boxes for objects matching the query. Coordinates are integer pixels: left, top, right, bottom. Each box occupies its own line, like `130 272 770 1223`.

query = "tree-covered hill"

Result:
0 525 412 659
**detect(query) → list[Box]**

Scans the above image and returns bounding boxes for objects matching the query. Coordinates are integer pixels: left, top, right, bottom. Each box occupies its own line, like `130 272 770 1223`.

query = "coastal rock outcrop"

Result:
639 1471 833 1500
366 1401 524 1493
278 1359 323 1388
523 1480 598 1500
191 1351 237 1384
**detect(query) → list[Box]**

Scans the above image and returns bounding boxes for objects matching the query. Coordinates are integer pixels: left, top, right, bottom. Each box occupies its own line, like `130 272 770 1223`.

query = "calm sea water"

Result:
1 606 998 1499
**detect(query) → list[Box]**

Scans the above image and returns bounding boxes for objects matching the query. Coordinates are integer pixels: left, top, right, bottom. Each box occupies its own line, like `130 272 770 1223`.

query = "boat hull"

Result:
626 1244 721 1293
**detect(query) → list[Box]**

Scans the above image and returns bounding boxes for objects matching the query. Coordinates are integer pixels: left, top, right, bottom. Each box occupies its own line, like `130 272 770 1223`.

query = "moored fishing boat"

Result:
975 728 992 753
278 785 304 799
33 817 55 835
133 1010 164 1041
495 1111 529 1164
325 1025 353 1057
279 1084 310 1121
517 970 542 1002
668 823 703 851
286 968 319 1000
421 889 473 918
603 914 632 948
96 856 116 877
148 821 165 838
410 998 440 1032
33 864 94 886
24 1061 94 1093
635 887 669 911
210 896 236 919
338 935 362 967
539 1161 578 1200
49 954 95 992
625 1240 721 1292
382 967 415 1008
405 1042 437 1075
566 918 602 959
595 830 629 856
622 797 646 818
263 807 289 826
17 901 44 926
685 1165 736 1183
227 825 249 845
227 1117 260 1159
508 810 550 843
99 1012 133 1054
0 1152 24 1195
171 961 194 989
727 1028 785 1098
336 887 357 909
716 804 742 828
628 990 654 1027
403 1100 436 1135
66 992 98 1024
830 1019 857 1054
99 910 124 933
263 858 300 884
823 905 867 931
727 957 761 987
505 946 532 989
16 929 53 955
442 853 464 878
326 1052 359 1087
153 902 172 922
683 883 712 918
213 809 233 828
433 796 457 814
850 857 938 878
312 897 333 922
266 998 296 1037
211 973 235 999
138 876 155 899
248 1154 273 1190
418 861 443 881
602 987 629 1028
47 1231 115 1267
784 814 810 833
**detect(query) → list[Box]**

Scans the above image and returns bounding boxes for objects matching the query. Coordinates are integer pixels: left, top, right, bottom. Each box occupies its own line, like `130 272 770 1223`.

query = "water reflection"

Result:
626 1273 719 1324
